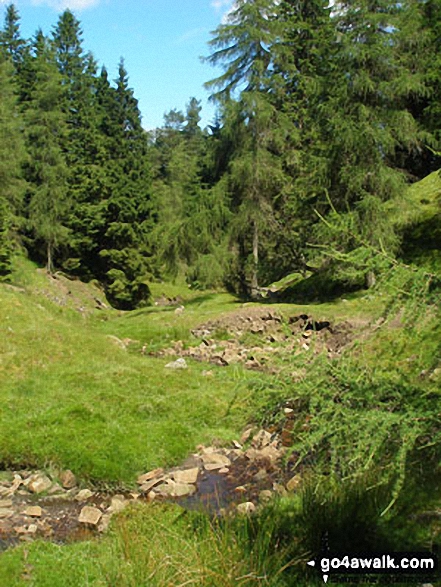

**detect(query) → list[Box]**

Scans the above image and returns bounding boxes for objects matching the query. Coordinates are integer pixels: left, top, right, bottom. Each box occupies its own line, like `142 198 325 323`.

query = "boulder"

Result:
234 486 247 494
201 453 231 470
259 490 273 504
106 335 127 350
222 350 241 365
252 430 272 449
10 475 23 494
240 428 254 444
254 469 268 482
170 483 197 498
98 514 112 533
0 508 13 519
259 445 283 463
286 474 302 492
48 483 65 495
13 525 28 535
140 477 165 494
107 496 127 514
27 524 38 534
273 483 288 497
155 480 196 498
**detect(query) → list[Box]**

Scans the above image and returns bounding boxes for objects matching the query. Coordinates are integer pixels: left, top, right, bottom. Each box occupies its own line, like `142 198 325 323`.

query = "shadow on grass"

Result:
261 272 365 305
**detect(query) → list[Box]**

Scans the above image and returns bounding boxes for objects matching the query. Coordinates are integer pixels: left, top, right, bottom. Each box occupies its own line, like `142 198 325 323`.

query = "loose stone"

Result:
0 508 13 518
23 506 42 518
172 468 199 485
78 506 102 527
165 358 188 369
107 496 127 514
286 474 302 492
237 502 256 515
59 470 77 489
75 489 94 502
27 474 52 494
259 490 273 504
137 468 164 485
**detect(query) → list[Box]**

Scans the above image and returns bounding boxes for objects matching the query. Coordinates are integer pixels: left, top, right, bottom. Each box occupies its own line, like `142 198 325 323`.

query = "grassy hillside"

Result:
394 169 441 271
0 258 266 484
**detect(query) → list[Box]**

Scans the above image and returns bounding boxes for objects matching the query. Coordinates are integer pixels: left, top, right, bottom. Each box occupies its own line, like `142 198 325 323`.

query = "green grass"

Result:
0 502 299 587
390 169 441 272
96 291 240 354
0 259 264 484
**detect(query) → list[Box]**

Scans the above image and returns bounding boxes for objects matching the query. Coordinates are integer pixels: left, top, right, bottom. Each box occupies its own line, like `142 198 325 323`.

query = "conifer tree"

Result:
25 32 70 274
0 3 26 71
0 48 26 277
269 0 334 277
420 0 441 146
205 0 289 295
0 198 12 279
395 0 441 177
93 59 152 309
51 11 113 281
321 0 422 256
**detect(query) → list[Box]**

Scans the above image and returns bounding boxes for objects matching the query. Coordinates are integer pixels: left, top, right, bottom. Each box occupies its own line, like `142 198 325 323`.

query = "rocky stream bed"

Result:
0 421 301 552
0 309 359 553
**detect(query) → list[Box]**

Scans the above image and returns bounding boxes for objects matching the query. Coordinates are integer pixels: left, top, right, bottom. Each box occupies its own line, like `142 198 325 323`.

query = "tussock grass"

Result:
0 502 299 587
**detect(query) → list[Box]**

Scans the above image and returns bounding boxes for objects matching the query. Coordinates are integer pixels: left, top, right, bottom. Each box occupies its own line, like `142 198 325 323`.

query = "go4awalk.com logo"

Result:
307 552 438 584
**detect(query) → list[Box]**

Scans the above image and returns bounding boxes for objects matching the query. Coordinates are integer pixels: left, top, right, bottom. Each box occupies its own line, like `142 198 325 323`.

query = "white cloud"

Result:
211 0 232 10
31 0 101 11
211 0 235 23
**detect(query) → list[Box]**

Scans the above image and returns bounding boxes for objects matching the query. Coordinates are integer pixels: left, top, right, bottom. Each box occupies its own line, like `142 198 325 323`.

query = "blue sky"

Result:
0 0 235 129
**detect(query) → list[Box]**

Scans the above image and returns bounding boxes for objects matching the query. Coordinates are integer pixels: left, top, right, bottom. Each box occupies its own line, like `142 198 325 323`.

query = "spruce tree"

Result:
25 32 70 274
94 59 152 309
0 3 26 71
0 48 26 277
420 0 441 146
51 11 114 282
